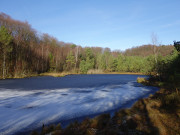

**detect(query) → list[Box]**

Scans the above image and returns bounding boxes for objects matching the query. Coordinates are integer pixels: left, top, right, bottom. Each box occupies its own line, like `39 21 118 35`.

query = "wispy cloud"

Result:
160 20 180 28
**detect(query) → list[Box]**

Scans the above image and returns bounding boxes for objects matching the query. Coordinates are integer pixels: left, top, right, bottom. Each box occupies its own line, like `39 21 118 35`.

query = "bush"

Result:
137 77 147 83
160 92 180 112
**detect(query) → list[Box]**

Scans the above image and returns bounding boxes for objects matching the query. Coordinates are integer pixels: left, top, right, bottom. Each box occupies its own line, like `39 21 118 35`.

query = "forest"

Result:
1 13 180 135
0 13 177 79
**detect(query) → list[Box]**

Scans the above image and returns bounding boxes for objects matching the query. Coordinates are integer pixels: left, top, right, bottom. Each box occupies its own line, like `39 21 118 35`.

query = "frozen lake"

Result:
0 74 159 135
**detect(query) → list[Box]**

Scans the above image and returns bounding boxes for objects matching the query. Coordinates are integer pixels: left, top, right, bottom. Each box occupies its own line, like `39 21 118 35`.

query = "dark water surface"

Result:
0 74 159 135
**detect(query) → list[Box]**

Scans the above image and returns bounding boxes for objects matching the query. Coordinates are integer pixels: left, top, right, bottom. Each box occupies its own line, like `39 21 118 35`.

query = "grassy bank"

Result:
40 71 145 77
0 71 79 79
0 71 145 80
39 72 79 77
0 73 39 80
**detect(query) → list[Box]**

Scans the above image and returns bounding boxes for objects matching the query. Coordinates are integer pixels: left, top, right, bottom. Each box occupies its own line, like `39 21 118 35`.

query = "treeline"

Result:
124 44 174 57
156 42 180 85
0 13 175 79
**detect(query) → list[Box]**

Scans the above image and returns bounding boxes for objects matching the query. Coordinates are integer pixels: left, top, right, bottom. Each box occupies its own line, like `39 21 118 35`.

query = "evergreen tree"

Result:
174 41 180 52
0 26 13 79
79 48 95 73
49 52 55 72
66 51 75 70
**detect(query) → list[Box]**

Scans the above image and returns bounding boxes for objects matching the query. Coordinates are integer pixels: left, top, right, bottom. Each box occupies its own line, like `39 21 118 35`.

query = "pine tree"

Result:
66 51 75 70
0 26 13 79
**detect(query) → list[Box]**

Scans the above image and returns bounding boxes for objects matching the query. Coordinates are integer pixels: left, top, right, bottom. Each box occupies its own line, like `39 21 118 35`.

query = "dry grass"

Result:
87 70 144 75
145 94 180 135
137 77 148 84
40 72 79 77
133 90 180 135
87 69 104 74
39 71 144 78
105 72 144 75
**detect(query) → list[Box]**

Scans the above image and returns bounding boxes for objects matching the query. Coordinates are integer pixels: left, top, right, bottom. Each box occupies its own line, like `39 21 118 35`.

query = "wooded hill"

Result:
124 45 173 57
0 13 176 79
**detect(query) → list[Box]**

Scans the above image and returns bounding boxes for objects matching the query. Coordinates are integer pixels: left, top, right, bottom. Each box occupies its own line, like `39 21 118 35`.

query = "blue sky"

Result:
0 0 180 50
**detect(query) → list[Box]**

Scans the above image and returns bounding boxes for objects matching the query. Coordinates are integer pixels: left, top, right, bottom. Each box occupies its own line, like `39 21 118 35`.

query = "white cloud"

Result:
160 20 180 28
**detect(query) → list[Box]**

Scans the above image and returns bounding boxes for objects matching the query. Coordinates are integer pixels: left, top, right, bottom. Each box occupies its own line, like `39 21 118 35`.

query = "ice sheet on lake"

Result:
0 81 158 135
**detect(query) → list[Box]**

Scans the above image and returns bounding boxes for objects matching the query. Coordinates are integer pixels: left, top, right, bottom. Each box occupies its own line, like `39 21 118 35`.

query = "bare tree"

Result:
151 32 161 79
151 32 159 64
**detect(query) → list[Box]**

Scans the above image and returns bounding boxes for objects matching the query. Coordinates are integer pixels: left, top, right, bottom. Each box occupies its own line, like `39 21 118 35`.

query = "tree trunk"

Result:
3 53 6 79
55 58 58 72
42 45 44 72
75 46 79 69
176 88 179 95
153 45 157 64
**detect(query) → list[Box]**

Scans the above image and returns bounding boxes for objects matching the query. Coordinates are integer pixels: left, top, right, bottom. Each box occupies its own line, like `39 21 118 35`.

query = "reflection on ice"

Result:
0 75 158 135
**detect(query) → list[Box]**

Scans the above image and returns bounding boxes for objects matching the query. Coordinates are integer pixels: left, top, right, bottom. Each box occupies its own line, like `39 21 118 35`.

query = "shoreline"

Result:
31 78 180 135
0 72 145 80
15 84 159 135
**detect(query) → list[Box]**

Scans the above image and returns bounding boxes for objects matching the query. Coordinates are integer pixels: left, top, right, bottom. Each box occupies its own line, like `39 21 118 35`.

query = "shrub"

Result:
137 77 147 83
160 92 180 112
